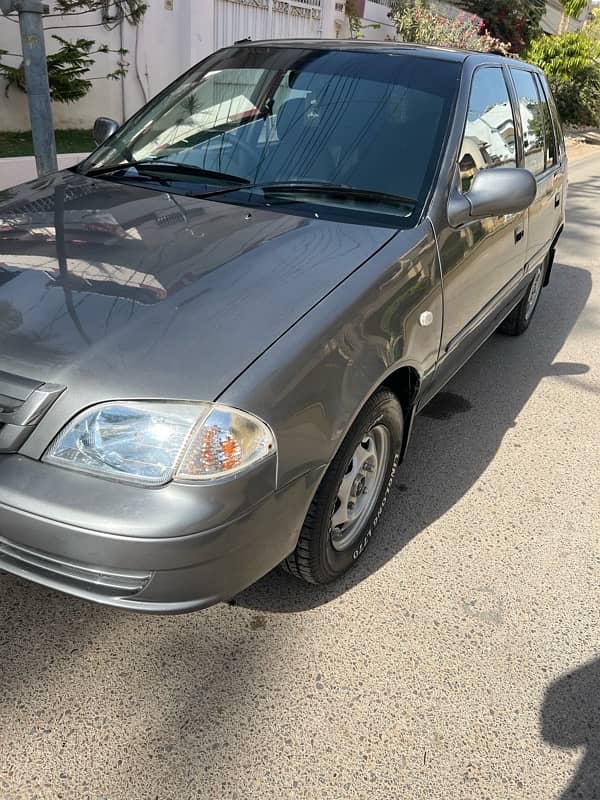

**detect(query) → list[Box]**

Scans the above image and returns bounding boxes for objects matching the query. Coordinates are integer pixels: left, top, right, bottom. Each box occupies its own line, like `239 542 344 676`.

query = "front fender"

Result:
219 221 443 487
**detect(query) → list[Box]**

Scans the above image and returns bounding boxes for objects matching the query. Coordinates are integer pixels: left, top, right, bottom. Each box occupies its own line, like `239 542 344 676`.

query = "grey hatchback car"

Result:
0 41 565 612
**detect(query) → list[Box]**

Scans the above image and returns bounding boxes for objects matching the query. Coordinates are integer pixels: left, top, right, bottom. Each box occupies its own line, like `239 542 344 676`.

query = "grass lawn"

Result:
0 129 94 157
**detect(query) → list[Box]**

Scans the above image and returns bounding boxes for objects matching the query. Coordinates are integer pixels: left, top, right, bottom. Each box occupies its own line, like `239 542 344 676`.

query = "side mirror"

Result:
448 167 536 227
93 116 119 147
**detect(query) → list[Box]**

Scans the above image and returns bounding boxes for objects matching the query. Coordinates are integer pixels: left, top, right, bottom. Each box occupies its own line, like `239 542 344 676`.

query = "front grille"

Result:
155 209 186 227
0 371 65 453
0 537 151 597
1 181 98 217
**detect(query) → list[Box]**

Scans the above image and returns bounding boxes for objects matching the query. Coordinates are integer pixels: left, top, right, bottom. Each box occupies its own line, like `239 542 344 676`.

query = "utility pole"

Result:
0 0 57 176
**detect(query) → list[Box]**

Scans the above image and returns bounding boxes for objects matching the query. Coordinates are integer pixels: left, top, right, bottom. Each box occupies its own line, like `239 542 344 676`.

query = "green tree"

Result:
526 30 600 125
0 1 146 104
389 0 510 53
527 29 600 80
584 6 600 40
454 0 591 53
454 0 544 52
345 0 381 38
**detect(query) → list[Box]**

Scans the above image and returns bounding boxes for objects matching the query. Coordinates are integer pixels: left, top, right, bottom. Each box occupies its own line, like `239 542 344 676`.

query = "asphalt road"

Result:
1 151 599 800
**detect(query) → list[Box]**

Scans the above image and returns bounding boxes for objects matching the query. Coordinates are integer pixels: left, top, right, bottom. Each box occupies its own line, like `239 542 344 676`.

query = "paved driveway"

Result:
1 152 599 800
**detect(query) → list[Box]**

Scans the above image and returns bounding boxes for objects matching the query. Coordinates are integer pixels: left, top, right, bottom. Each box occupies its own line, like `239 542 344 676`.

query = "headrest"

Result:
276 98 311 138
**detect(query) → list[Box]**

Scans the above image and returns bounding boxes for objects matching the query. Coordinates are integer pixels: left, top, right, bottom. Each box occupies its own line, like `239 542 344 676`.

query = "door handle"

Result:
514 226 524 244
554 193 561 208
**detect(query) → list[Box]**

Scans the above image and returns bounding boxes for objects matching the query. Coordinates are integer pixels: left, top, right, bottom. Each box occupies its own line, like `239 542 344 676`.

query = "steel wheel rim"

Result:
525 265 543 321
330 424 390 552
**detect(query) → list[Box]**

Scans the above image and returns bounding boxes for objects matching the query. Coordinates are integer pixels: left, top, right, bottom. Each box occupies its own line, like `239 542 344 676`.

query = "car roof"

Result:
231 38 537 69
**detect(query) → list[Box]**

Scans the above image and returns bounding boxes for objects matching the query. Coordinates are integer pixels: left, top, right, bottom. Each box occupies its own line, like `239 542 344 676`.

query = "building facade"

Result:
0 0 593 132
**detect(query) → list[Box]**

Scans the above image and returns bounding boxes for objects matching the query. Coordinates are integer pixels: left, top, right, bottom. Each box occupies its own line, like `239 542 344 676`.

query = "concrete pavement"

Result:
0 152 599 800
0 154 88 192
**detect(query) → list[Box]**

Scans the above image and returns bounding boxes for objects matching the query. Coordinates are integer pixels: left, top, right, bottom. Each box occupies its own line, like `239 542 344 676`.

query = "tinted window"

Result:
536 74 557 168
535 72 558 168
459 67 516 193
511 69 545 175
82 48 461 225
541 75 565 158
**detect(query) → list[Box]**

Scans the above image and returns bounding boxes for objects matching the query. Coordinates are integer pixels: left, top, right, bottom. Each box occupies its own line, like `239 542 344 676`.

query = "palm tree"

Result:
559 0 591 33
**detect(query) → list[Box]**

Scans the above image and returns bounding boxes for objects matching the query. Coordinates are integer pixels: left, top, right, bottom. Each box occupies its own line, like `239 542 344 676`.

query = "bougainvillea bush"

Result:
389 0 510 55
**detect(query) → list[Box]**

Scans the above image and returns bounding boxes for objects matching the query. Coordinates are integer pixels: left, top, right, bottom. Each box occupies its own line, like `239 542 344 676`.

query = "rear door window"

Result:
534 73 557 169
537 73 565 164
510 69 546 176
459 67 517 193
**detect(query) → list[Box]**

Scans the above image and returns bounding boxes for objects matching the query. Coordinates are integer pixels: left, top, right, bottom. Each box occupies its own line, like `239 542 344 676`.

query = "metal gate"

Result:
215 0 323 48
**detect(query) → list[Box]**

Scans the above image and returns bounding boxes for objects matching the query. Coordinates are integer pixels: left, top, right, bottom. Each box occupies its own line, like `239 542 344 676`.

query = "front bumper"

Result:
0 455 323 613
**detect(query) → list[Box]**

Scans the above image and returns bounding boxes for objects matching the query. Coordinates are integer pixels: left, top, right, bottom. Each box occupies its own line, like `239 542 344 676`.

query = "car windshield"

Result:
80 46 461 224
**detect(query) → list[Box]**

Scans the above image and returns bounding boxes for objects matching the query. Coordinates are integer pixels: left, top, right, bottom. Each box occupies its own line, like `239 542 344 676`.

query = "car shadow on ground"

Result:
235 259 593 613
0 192 596 800
542 657 600 799
0 572 292 798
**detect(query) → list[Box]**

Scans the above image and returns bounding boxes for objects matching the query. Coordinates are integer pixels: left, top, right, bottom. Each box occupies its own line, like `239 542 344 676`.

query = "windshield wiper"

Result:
202 180 415 208
84 160 251 186
256 182 416 206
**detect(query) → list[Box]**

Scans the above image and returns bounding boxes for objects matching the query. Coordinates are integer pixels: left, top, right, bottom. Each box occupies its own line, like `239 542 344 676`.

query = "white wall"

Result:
1 7 121 131
541 0 592 33
6 0 584 136
358 0 594 42
0 0 215 132
0 0 343 134
0 152 87 190
360 0 396 40
214 0 324 48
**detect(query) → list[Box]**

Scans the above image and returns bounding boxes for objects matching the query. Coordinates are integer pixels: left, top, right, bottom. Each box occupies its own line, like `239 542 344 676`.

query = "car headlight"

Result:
44 401 275 486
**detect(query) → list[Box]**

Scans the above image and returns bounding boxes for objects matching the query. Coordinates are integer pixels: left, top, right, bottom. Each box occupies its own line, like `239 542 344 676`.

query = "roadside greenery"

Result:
0 35 125 103
345 0 381 38
390 0 600 127
527 13 600 126
454 0 590 52
0 129 94 157
0 1 146 104
389 0 510 54
453 0 545 53
528 28 600 81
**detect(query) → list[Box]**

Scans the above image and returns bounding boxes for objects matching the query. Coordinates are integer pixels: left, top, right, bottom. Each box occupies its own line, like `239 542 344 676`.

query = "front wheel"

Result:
499 261 545 336
283 388 403 584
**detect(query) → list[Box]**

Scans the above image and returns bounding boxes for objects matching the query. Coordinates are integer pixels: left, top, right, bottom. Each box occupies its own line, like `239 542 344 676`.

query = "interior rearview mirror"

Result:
448 167 537 227
93 116 120 147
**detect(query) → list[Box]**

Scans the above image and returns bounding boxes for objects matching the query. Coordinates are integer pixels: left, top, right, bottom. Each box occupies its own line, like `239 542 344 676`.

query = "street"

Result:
0 151 599 800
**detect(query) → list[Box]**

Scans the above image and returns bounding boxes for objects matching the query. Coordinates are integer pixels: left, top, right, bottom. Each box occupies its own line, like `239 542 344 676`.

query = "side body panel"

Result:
422 59 530 404
539 71 568 241
219 222 443 487
507 66 567 266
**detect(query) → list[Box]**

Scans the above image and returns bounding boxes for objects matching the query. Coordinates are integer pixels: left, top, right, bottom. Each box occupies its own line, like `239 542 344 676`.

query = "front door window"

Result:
459 67 517 193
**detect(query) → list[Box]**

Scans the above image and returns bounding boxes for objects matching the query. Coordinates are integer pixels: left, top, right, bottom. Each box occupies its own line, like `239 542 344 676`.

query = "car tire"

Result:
499 261 545 336
283 388 404 584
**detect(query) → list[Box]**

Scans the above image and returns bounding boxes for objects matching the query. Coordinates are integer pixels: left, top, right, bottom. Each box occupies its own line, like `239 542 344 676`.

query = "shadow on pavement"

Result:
235 260 592 613
0 574 285 798
542 657 600 799
559 168 600 274
0 260 595 799
0 165 596 800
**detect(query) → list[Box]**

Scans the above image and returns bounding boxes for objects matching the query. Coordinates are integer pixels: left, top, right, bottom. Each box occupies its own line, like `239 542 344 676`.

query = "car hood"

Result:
0 171 395 403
